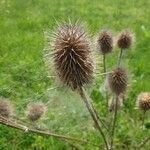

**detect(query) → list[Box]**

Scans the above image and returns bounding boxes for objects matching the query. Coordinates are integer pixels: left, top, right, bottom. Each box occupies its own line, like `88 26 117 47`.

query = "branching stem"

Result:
0 116 98 147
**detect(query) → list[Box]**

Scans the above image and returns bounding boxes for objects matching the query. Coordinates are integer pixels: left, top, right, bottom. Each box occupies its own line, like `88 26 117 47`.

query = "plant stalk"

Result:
117 49 123 67
0 116 98 147
142 110 146 129
103 54 109 107
110 95 119 150
78 87 110 150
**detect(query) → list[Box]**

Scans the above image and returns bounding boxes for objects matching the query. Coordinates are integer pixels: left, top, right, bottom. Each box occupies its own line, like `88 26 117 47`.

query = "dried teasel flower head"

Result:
117 30 133 49
136 92 150 111
108 68 128 95
108 97 123 112
26 102 46 121
52 22 94 90
97 29 113 54
0 98 13 118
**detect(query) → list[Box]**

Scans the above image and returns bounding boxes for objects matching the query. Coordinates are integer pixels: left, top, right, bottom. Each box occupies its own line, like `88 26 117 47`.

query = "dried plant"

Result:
108 68 128 96
0 22 147 150
0 98 13 118
52 22 93 90
117 30 133 49
98 30 113 55
116 30 133 67
26 102 46 121
136 92 150 111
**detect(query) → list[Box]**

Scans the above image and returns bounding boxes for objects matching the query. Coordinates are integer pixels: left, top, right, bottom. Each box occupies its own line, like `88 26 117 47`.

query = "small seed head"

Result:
0 98 13 118
26 102 46 121
98 30 113 54
117 30 133 49
137 92 150 111
108 68 128 95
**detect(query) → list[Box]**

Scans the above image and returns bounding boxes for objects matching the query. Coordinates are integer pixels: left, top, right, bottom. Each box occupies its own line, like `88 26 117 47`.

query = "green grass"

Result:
0 0 150 149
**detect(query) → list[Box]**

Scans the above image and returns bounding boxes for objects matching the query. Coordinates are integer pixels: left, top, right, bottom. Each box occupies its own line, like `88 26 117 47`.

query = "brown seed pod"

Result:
108 68 128 95
137 92 150 111
108 97 123 112
117 30 133 49
52 22 94 90
0 98 13 118
26 102 46 121
98 30 113 54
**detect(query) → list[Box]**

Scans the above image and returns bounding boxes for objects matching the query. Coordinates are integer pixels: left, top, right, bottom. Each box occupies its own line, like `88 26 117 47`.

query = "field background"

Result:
0 0 150 149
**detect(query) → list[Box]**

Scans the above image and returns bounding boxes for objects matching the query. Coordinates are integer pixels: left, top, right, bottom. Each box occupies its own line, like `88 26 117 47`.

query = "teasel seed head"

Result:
108 97 123 112
26 102 46 121
108 68 128 95
52 22 93 90
98 30 113 54
0 98 13 118
117 30 133 49
137 92 150 111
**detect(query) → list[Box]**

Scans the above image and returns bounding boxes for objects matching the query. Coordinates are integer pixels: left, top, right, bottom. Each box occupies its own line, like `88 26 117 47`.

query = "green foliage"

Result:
0 0 150 149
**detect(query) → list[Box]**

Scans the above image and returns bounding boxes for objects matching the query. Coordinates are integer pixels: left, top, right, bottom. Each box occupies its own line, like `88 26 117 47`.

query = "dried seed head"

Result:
98 30 113 54
137 92 150 111
0 98 13 118
108 97 123 112
52 22 94 90
108 68 128 95
26 102 46 121
117 30 133 49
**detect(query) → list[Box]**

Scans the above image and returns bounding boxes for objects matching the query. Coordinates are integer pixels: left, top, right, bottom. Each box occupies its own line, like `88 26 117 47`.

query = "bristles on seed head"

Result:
137 92 150 111
98 30 113 54
0 98 13 118
117 30 133 49
108 68 128 95
52 22 93 90
26 102 46 121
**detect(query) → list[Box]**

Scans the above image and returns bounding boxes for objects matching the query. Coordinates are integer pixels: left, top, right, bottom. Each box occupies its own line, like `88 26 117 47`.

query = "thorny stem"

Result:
90 103 109 132
0 116 98 147
103 54 109 107
117 49 123 67
78 87 110 150
110 96 119 150
142 110 146 129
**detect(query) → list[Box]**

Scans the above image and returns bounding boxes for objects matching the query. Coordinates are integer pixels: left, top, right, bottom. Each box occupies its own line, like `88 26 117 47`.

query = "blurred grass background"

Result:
0 0 150 149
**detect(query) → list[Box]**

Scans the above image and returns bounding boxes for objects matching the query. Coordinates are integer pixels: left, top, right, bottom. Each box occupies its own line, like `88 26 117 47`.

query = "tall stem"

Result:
78 87 110 150
103 54 109 107
110 95 119 150
142 110 146 129
117 49 123 67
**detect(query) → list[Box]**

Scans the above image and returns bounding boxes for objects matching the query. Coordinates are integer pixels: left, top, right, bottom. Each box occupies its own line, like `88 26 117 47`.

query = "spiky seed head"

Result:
26 102 46 121
0 98 13 118
108 97 123 112
98 30 113 54
117 30 133 49
108 68 128 95
137 92 150 111
52 22 94 90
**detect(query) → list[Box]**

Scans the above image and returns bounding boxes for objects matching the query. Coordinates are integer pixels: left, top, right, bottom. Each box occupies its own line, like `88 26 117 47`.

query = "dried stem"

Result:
0 116 98 147
78 87 110 150
142 110 146 129
117 49 123 67
110 95 119 150
103 54 109 107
